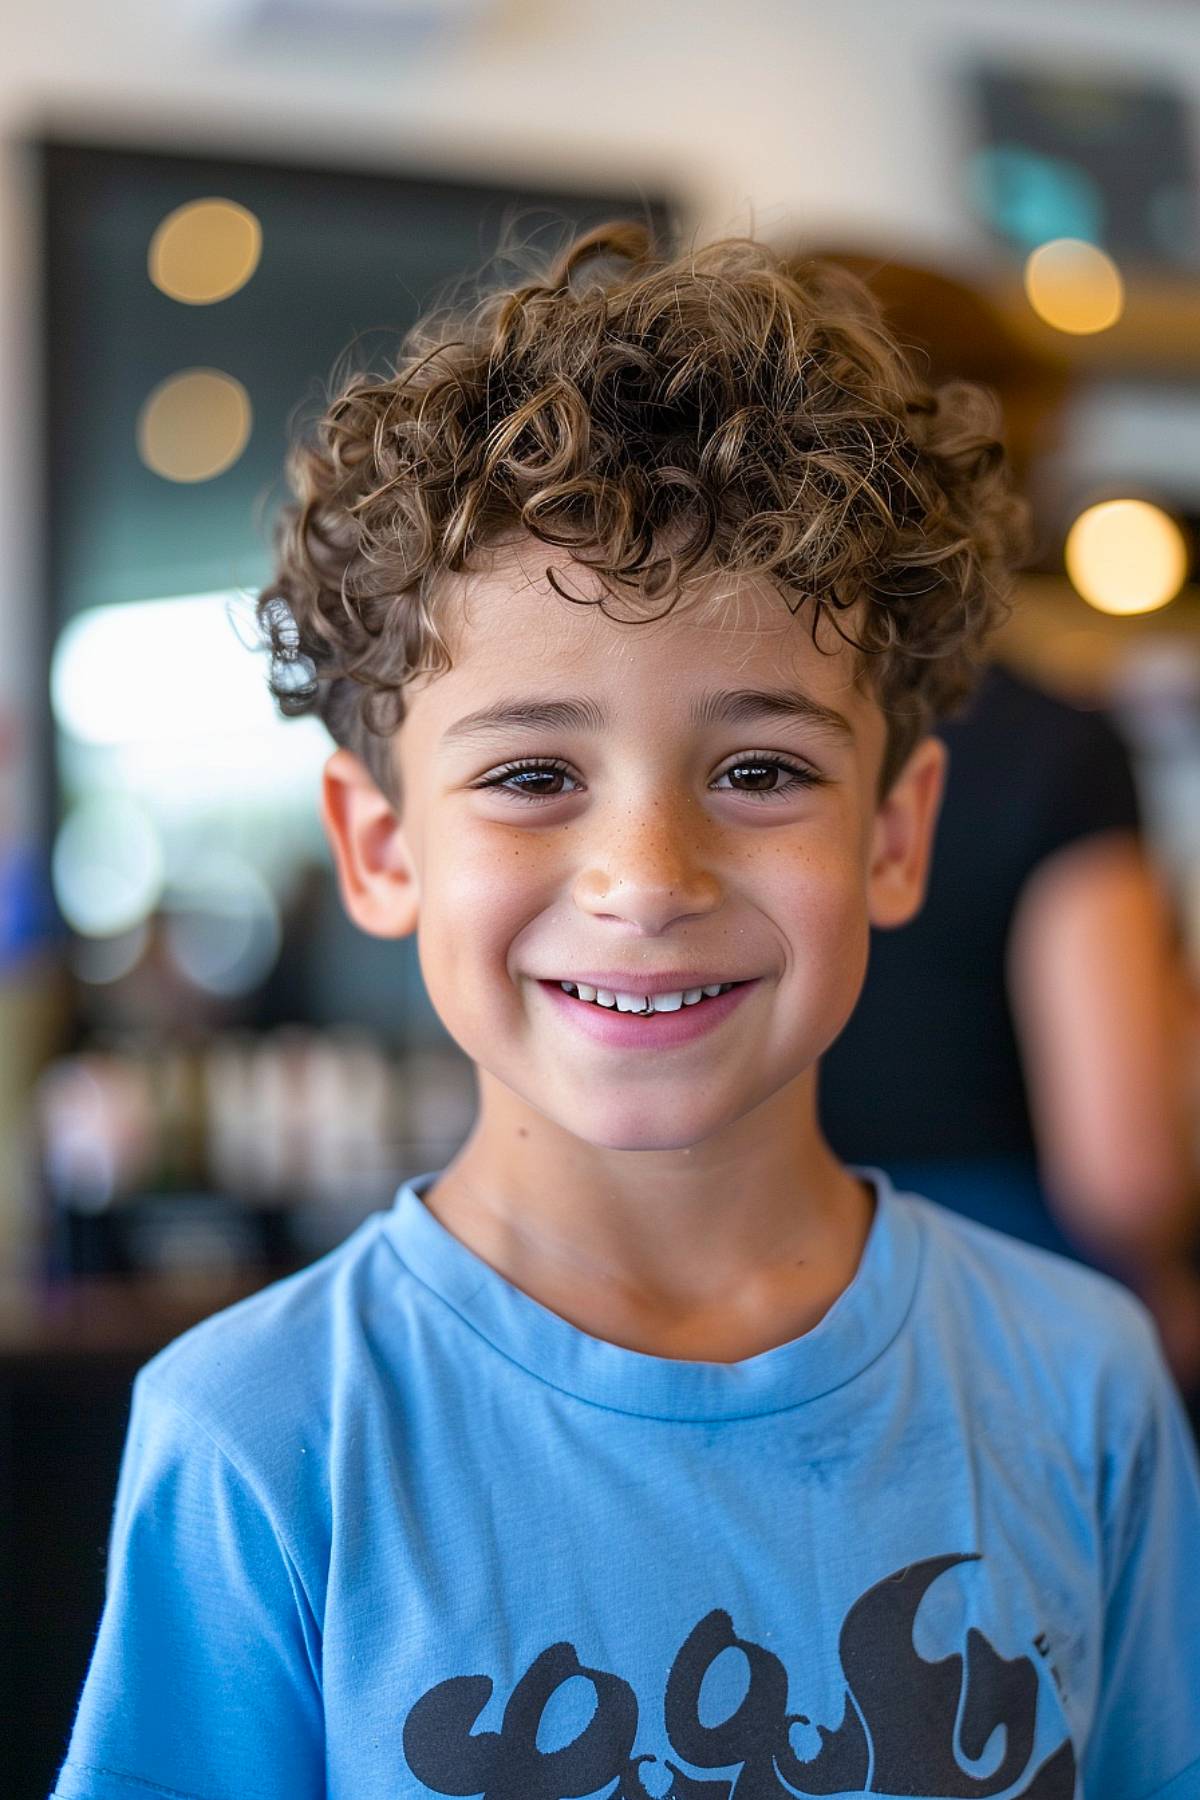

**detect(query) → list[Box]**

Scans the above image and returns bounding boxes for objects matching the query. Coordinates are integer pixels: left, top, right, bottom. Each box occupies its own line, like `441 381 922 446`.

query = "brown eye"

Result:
713 758 824 801
476 758 579 803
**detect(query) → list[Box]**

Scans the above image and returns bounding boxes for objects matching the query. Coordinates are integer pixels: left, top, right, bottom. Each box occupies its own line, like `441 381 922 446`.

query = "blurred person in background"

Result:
807 252 1200 1397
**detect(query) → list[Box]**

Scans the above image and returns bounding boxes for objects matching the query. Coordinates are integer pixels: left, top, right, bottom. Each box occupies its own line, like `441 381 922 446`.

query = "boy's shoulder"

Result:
893 1181 1168 1437
131 1208 400 1460
907 1181 1148 1315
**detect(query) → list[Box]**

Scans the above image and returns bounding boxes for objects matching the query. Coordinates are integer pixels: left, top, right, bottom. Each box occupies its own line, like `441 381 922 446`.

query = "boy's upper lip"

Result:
538 971 759 995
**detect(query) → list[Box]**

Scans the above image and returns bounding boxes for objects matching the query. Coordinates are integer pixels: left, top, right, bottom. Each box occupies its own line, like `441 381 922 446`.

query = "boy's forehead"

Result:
417 541 873 717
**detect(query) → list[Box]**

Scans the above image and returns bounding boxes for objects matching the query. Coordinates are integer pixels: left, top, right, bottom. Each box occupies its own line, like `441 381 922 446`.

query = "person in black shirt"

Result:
821 656 1147 1254
801 252 1200 1396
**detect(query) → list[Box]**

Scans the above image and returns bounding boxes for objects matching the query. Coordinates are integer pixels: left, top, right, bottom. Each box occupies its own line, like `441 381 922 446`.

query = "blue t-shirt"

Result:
53 1166 1200 1800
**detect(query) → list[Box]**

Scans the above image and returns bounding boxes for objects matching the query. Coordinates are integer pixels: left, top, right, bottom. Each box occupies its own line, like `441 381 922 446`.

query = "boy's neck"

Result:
419 1075 875 1364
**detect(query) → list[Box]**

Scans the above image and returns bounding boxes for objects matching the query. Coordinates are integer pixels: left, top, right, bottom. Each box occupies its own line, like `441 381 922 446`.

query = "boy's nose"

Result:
573 823 724 927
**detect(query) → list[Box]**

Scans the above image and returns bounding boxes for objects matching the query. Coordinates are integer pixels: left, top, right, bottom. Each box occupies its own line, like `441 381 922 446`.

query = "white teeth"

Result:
558 980 736 1012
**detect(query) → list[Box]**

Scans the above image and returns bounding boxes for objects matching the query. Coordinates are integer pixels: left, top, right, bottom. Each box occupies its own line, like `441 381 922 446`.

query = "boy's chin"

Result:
574 1126 720 1155
533 1097 758 1157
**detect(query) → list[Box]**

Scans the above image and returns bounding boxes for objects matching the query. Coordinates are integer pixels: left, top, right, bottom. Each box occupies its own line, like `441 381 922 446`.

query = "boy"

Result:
54 223 1200 1800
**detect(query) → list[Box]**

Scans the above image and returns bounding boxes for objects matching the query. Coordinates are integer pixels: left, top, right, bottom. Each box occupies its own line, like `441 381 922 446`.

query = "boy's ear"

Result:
319 748 418 939
866 734 949 930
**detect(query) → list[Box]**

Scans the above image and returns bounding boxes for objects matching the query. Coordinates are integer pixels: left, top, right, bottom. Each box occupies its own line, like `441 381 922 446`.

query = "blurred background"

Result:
4 1 1200 1793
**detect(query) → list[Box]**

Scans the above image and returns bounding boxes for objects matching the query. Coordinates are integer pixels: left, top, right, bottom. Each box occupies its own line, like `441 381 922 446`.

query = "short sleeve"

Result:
1080 1311 1200 1798
51 1369 325 1800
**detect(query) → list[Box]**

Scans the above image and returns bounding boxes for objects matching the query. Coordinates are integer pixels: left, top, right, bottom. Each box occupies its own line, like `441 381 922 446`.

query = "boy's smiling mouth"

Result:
543 969 758 999
536 976 762 1049
556 979 742 1011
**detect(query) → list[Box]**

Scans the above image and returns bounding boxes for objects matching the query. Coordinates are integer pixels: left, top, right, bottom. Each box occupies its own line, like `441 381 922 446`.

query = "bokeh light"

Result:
50 592 333 837
162 852 282 998
148 198 262 304
70 921 151 987
52 592 273 746
1064 498 1189 616
136 369 252 482
52 796 165 937
1023 238 1124 334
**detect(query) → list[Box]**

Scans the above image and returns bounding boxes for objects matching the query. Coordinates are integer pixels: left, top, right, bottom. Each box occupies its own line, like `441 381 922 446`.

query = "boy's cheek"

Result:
792 884 873 1038
427 818 561 892
414 831 523 998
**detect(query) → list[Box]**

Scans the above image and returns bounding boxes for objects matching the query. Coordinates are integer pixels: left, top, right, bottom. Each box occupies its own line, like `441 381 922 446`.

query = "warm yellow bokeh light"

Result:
148 198 262 304
137 369 252 483
1065 499 1188 616
1023 238 1124 335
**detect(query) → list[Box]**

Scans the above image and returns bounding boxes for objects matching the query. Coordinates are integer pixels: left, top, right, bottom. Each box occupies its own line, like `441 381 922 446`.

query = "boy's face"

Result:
320 539 945 1159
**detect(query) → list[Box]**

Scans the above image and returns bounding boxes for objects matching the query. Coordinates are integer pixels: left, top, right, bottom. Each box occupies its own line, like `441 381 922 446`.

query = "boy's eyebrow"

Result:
440 687 856 749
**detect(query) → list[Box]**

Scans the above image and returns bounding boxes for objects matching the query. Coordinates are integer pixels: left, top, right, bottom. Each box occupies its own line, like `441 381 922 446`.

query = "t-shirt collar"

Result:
382 1164 921 1420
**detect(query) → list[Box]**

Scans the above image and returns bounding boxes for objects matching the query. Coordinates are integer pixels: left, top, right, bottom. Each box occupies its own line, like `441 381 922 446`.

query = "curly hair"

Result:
257 219 1031 807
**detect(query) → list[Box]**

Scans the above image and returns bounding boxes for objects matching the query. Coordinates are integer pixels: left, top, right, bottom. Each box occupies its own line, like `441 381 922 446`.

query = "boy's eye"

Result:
472 755 825 804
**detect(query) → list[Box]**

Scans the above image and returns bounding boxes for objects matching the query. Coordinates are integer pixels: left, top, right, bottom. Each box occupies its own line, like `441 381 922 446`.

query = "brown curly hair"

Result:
257 219 1031 807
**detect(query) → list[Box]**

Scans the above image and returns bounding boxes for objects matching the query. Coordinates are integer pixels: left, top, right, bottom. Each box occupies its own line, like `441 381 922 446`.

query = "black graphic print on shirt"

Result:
402 1554 1077 1799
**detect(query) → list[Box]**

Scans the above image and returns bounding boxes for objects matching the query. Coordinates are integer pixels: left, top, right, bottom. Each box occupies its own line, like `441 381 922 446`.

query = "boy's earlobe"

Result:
319 748 418 939
866 735 949 930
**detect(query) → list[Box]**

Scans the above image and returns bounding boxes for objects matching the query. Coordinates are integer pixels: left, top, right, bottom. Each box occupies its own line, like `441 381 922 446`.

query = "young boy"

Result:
54 223 1200 1800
